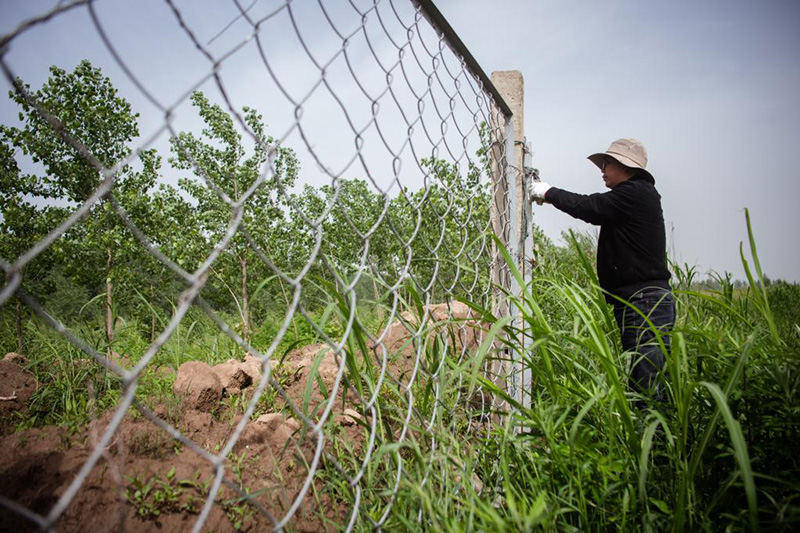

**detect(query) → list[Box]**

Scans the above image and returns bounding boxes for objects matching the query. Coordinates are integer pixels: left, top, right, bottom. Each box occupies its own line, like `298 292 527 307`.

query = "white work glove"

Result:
528 181 552 205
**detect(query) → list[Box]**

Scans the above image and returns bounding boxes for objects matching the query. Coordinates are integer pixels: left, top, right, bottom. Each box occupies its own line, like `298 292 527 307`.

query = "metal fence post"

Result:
489 97 513 402
520 142 535 411
491 70 532 411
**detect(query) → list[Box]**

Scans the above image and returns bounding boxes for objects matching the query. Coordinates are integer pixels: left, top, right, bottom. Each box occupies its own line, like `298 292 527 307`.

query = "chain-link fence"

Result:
0 0 532 530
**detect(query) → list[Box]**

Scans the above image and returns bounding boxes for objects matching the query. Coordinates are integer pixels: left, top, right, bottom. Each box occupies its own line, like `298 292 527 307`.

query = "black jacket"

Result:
545 175 671 302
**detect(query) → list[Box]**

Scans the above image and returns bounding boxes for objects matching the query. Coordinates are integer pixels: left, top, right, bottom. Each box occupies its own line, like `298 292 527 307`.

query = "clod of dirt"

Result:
236 413 301 453
338 409 363 427
376 301 484 359
173 361 223 412
241 353 263 383
255 412 284 427
3 352 26 365
212 360 253 393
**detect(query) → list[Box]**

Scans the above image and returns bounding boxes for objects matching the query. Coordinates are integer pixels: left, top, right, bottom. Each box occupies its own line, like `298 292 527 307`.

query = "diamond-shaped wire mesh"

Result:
0 0 516 530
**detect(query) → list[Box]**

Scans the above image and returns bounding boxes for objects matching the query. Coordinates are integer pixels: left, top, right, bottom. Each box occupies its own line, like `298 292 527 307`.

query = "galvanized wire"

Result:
0 0 516 530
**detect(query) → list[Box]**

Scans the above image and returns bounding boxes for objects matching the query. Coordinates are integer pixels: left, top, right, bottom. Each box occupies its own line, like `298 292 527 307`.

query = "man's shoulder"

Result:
616 177 660 197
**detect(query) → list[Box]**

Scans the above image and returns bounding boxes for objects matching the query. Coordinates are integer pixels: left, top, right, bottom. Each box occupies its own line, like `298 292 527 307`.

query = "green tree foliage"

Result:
391 156 492 303
1 60 138 203
0 140 68 352
0 60 146 353
169 91 299 342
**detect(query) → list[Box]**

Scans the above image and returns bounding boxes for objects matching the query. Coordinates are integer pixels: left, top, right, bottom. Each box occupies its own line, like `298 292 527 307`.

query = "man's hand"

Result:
528 181 552 204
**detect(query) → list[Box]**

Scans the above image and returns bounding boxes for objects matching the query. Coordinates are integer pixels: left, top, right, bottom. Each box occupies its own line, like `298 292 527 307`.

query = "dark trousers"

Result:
613 287 675 407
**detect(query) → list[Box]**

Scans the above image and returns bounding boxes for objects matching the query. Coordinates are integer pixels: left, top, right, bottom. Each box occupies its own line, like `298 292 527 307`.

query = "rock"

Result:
376 302 484 358
399 301 475 325
173 361 223 412
3 352 26 365
238 413 300 451
241 353 263 384
212 359 252 391
432 302 474 322
472 473 484 494
339 408 363 427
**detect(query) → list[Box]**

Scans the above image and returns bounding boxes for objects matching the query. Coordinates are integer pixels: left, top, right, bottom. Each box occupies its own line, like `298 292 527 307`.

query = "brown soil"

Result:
0 348 367 532
0 406 347 532
0 304 487 531
0 359 38 436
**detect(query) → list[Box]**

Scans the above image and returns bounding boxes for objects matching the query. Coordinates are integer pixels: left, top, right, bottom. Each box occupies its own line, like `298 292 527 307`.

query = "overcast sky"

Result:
437 0 800 282
1 0 798 282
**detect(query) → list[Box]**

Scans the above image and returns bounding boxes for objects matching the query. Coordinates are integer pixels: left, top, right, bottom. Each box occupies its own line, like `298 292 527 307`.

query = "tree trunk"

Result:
15 298 23 354
277 276 297 337
150 280 156 342
372 276 383 325
241 254 250 343
106 247 114 356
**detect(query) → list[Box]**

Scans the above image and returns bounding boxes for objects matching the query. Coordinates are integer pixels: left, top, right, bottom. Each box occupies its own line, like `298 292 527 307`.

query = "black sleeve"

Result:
545 183 634 226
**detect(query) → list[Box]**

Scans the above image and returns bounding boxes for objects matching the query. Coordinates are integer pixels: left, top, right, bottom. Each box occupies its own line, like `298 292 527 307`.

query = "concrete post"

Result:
491 70 531 410
491 71 526 279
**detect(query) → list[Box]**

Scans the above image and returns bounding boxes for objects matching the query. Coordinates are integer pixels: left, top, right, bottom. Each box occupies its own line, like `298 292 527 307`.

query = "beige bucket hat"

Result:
588 138 654 183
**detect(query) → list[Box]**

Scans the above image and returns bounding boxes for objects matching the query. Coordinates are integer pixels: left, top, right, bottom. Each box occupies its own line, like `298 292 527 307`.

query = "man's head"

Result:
600 155 635 189
588 138 654 186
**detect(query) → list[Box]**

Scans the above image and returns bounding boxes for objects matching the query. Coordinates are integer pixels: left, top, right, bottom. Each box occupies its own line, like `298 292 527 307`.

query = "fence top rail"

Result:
411 0 514 119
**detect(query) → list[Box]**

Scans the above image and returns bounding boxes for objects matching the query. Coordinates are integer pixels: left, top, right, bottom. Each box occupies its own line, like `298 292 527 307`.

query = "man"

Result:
529 138 674 407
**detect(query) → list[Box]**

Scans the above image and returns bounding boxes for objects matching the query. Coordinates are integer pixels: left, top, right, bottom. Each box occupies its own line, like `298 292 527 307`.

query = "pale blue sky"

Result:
1 0 798 281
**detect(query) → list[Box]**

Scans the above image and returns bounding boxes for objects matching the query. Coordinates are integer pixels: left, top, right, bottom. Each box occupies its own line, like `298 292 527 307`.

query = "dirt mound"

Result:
0 406 345 532
173 361 223 412
375 301 485 361
0 359 38 435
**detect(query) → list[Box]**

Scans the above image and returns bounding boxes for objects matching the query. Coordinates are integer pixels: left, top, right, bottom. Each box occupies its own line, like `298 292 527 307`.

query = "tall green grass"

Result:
343 210 799 531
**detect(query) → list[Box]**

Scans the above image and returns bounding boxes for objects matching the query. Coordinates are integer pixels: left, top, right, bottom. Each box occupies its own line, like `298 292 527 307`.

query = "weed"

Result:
128 428 171 458
221 491 257 531
125 467 192 519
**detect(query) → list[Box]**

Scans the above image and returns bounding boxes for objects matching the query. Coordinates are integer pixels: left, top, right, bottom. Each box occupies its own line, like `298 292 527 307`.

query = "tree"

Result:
288 178 397 322
388 156 492 303
0 141 69 352
1 60 143 354
169 91 299 343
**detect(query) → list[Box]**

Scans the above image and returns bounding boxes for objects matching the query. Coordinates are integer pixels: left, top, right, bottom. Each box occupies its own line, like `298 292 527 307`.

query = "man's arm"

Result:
545 184 633 226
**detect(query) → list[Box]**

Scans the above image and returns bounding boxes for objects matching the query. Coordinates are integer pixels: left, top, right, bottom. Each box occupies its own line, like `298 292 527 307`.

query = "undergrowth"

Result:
355 209 800 531
2 211 798 531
